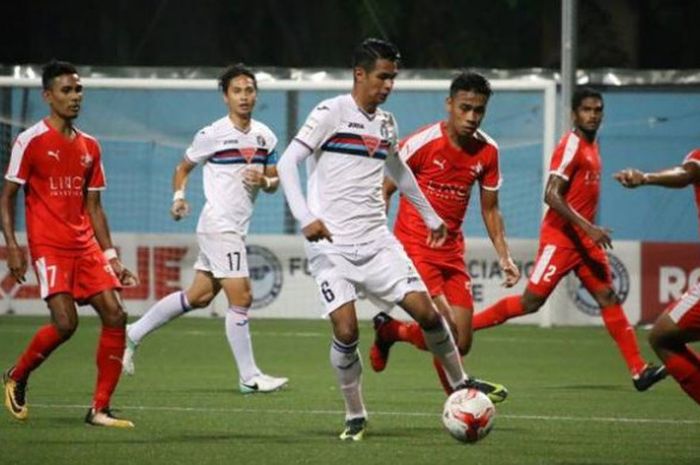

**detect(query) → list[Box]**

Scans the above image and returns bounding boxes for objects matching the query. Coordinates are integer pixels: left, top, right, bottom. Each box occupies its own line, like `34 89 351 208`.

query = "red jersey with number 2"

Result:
540 131 601 249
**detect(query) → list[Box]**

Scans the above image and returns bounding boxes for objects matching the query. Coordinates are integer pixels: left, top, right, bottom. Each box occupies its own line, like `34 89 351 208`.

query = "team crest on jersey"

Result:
361 135 381 158
256 135 266 147
80 153 93 167
239 147 257 163
566 252 630 316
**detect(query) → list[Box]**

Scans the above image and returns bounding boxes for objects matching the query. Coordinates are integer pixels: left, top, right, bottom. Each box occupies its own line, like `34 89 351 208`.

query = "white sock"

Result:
330 338 366 420
128 291 191 344
422 316 468 389
225 305 261 383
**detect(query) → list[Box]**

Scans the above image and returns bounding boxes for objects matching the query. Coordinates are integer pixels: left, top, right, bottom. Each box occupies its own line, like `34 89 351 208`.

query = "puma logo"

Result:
47 150 60 161
433 159 446 170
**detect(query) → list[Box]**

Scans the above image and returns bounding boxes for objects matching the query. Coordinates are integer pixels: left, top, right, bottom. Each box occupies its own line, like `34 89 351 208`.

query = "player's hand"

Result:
499 256 521 287
302 219 333 243
586 224 613 249
243 168 265 189
108 258 140 287
426 223 447 248
6 245 27 284
613 169 645 188
171 199 190 221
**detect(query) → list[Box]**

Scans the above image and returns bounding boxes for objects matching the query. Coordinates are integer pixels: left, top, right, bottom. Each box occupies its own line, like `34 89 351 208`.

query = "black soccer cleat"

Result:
633 364 668 392
339 417 367 441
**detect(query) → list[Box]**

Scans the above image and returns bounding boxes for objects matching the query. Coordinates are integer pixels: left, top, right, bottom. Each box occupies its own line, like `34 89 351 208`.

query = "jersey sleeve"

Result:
480 147 502 191
185 128 217 164
5 137 32 185
294 100 338 151
87 140 106 190
683 148 700 165
549 133 580 181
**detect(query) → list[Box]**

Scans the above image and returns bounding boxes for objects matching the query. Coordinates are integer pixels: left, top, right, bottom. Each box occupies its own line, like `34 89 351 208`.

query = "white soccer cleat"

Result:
239 373 289 394
121 335 137 376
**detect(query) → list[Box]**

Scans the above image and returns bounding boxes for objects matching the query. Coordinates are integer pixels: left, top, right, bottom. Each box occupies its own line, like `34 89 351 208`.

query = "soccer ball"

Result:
442 388 495 443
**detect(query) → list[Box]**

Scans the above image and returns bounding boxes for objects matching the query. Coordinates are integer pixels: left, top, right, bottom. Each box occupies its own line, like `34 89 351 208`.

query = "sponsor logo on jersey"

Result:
348 122 365 129
316 105 330 111
47 150 60 161
361 135 381 157
223 139 239 145
239 147 257 164
48 176 84 196
247 244 283 309
566 252 629 316
433 158 446 170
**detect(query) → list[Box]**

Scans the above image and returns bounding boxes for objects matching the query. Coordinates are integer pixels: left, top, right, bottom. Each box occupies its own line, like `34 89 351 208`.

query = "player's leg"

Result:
472 243 568 330
648 285 700 403
219 276 288 394
3 255 78 421
329 301 367 441
579 249 661 388
123 270 215 375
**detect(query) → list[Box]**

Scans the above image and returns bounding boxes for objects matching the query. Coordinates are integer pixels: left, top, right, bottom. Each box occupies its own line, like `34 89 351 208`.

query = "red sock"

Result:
600 304 646 375
12 324 64 381
472 295 525 330
664 348 700 405
380 320 427 350
92 326 126 411
432 357 453 395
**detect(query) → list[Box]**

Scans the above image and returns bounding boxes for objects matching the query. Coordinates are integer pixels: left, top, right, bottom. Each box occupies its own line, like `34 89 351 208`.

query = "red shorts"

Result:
410 254 473 309
527 242 611 297
32 244 120 303
665 281 700 331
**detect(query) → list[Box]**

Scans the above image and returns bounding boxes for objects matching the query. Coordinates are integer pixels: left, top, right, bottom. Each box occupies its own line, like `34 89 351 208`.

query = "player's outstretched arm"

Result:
385 150 445 246
545 174 613 249
614 162 700 189
86 191 139 287
480 189 520 287
171 158 197 220
0 181 27 283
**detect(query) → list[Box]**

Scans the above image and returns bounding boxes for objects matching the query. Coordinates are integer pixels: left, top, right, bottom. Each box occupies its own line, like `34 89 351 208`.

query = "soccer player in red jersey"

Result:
615 148 700 404
471 88 667 391
1 61 137 427
372 72 520 401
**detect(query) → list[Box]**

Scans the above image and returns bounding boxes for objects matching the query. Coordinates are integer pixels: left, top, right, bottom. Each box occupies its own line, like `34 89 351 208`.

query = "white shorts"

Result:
194 233 249 279
305 233 427 317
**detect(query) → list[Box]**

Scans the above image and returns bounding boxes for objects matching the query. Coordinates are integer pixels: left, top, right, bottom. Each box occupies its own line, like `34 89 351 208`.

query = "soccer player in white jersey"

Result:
122 64 288 394
277 38 476 441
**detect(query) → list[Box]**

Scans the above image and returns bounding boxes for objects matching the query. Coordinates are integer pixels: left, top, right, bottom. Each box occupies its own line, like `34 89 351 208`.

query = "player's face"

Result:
43 74 83 120
354 58 398 108
572 97 603 135
446 90 488 137
224 75 257 118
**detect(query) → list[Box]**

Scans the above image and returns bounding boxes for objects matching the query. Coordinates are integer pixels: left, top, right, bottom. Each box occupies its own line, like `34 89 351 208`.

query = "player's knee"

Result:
648 319 676 351
456 337 472 356
594 288 618 307
53 316 78 340
333 323 359 345
102 303 128 328
231 289 253 308
188 294 214 309
521 294 544 314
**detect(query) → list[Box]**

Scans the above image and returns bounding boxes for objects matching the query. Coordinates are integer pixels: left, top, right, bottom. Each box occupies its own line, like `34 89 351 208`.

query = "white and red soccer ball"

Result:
442 388 495 443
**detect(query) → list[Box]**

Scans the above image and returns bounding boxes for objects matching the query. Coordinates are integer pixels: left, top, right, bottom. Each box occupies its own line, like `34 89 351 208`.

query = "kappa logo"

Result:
361 135 381 157
47 150 60 161
433 159 446 170
240 147 256 163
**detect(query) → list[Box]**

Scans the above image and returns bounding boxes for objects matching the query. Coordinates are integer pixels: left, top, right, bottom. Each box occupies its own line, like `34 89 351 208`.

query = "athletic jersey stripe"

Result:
530 244 557 284
552 132 580 180
399 123 442 163
669 282 700 323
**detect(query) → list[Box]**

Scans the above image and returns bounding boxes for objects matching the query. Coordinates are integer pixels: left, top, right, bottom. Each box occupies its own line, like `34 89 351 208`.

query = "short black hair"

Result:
572 87 603 110
352 38 401 72
41 60 78 90
219 63 257 93
450 72 492 99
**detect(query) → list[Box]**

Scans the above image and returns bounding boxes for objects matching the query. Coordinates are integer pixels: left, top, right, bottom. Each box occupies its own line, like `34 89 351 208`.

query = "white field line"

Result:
31 403 700 426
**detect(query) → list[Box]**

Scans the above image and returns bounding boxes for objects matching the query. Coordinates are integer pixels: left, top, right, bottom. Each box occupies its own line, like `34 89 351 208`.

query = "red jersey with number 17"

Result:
5 119 106 257
684 148 700 238
393 121 501 258
540 131 601 249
